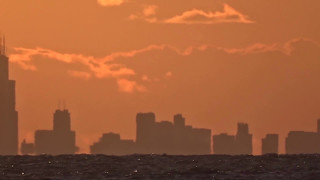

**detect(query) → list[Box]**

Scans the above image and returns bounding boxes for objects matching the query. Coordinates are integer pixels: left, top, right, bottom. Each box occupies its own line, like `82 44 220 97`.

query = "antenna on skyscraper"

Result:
3 35 6 56
58 100 61 110
62 100 67 110
0 34 6 56
0 34 2 55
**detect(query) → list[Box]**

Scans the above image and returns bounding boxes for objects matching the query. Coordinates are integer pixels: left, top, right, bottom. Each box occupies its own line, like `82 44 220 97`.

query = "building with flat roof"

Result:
213 133 236 155
90 133 136 155
285 120 320 154
262 134 278 154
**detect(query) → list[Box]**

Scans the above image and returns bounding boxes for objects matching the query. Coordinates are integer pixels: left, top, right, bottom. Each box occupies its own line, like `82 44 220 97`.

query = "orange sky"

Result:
1 0 320 154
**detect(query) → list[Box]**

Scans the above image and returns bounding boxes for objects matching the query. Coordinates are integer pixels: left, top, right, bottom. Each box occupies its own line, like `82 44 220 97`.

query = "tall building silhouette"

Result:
0 36 18 155
34 109 78 155
317 119 320 135
261 134 278 154
235 123 252 155
136 112 157 153
213 123 252 155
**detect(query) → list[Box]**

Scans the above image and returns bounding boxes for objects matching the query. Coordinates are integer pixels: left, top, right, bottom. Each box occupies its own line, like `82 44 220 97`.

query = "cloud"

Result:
11 39 317 74
97 0 126 7
129 4 253 25
143 5 158 17
68 71 92 80
165 4 253 24
8 44 204 94
221 38 320 55
117 78 147 93
9 38 318 93
9 47 139 93
10 47 136 78
129 5 159 23
9 44 191 79
9 43 195 93
165 72 173 78
142 75 150 81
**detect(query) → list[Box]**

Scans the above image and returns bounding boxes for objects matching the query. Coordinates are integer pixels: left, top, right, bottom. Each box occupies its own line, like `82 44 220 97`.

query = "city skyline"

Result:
19 108 320 155
1 0 320 154
1 48 320 155
2 46 320 154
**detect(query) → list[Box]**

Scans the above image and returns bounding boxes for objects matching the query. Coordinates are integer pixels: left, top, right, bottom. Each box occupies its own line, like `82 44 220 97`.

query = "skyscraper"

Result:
35 109 78 155
0 36 18 155
213 123 252 155
262 134 278 154
235 123 252 155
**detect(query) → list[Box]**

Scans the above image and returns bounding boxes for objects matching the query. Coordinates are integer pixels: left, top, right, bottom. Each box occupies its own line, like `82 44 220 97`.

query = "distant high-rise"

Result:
53 109 71 132
0 36 18 155
317 119 320 134
213 123 252 155
235 123 252 155
174 114 185 127
34 109 78 155
285 120 320 154
213 133 236 155
21 139 34 155
136 112 156 153
262 134 278 154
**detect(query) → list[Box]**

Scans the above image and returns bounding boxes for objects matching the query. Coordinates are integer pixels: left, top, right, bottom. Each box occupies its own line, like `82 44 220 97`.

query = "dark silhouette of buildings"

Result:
0 36 18 155
236 123 252 154
213 123 252 155
286 131 320 154
212 133 236 155
90 133 136 155
90 113 211 155
286 120 320 154
262 134 278 154
136 113 211 155
21 139 35 155
33 109 78 155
